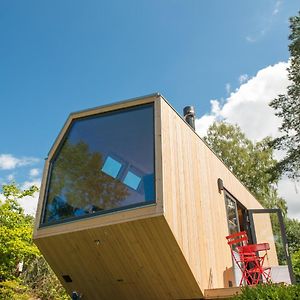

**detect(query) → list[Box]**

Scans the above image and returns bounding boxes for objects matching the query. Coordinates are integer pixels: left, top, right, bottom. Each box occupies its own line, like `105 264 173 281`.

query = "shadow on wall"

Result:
223 266 235 288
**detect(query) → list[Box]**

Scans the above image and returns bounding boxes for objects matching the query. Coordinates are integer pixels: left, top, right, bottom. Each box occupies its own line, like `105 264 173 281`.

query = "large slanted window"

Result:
42 103 155 225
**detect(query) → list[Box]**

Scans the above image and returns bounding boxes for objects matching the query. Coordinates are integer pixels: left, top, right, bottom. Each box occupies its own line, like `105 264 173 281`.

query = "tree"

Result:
204 122 300 271
0 183 69 299
270 11 300 179
204 122 286 213
292 248 300 283
285 218 300 282
21 256 69 300
0 183 39 281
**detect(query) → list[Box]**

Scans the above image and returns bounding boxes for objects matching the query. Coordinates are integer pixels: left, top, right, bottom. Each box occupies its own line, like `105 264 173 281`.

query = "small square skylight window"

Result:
101 156 122 178
123 171 141 190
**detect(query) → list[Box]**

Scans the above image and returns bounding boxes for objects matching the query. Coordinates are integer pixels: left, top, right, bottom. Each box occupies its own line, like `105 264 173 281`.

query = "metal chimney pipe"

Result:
183 106 195 130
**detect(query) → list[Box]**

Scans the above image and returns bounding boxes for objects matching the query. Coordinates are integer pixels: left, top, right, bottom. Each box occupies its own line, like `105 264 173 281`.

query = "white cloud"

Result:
239 74 249 84
195 114 216 137
0 154 39 170
0 154 19 170
0 179 41 216
195 99 222 136
196 61 289 141
278 177 300 220
18 180 41 216
211 99 221 115
223 62 288 141
196 61 300 220
29 168 40 178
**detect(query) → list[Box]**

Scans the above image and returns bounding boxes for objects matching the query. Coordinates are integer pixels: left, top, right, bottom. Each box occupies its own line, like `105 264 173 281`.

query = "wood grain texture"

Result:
159 98 275 290
253 213 279 266
35 216 203 299
204 287 242 299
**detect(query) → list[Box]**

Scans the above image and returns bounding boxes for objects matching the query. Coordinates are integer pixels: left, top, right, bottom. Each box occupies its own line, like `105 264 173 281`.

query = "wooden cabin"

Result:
33 94 292 299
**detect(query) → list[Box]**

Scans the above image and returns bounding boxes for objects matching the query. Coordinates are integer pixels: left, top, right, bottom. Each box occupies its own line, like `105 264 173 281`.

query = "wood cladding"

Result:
160 99 271 290
34 94 277 299
252 213 278 266
35 216 202 299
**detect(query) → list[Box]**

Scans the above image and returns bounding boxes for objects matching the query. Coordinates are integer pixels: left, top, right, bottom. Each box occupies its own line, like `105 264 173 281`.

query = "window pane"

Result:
225 194 239 235
101 156 122 178
123 171 141 190
42 103 155 225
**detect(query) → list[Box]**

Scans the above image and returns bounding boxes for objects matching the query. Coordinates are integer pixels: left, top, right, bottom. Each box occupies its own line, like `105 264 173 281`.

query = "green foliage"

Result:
233 283 300 300
270 11 300 179
0 183 70 299
21 257 69 300
285 218 300 255
204 122 286 213
0 183 40 281
204 122 300 268
0 280 35 300
285 219 300 283
292 249 300 283
2 184 39 201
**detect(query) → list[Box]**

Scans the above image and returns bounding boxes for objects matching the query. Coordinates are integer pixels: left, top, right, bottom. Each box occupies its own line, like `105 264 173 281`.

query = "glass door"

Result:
247 209 295 284
224 192 244 286
225 192 240 235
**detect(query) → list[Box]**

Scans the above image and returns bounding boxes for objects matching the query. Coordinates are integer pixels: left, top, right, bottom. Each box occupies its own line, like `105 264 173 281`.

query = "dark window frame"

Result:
247 208 295 284
40 102 156 227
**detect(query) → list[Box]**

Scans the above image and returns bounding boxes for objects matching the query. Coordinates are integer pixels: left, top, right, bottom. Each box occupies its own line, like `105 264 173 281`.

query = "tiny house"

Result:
33 94 293 299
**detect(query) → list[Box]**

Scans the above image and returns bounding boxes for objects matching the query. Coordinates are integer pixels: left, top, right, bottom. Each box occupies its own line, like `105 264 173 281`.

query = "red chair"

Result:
237 243 271 284
226 231 267 286
226 231 249 248
226 231 255 285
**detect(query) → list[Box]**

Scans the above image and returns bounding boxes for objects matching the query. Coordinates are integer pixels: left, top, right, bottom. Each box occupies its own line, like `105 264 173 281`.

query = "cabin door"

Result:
247 208 295 284
224 192 249 285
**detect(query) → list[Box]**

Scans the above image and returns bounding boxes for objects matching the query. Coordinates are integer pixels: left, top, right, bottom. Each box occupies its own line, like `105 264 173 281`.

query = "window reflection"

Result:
101 156 122 178
42 104 155 225
225 193 240 235
124 171 142 190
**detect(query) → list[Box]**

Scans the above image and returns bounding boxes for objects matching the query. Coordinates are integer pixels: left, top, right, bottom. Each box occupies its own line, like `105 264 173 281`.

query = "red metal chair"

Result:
226 231 256 285
226 231 249 249
237 243 271 284
226 231 270 286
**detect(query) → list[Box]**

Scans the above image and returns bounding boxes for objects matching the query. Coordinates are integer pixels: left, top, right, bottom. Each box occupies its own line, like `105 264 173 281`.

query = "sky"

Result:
0 1 299 218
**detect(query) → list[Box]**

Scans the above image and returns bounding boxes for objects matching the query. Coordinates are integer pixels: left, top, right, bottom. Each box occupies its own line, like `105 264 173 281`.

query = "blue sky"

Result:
0 1 299 217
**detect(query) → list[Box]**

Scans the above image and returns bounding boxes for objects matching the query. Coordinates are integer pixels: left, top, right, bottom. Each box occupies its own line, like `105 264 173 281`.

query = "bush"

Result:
233 283 300 300
292 249 300 283
0 280 35 300
21 256 69 300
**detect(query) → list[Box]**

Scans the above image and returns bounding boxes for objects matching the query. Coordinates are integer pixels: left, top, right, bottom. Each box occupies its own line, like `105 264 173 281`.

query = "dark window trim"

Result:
40 201 156 227
247 208 295 284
